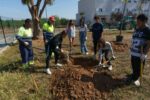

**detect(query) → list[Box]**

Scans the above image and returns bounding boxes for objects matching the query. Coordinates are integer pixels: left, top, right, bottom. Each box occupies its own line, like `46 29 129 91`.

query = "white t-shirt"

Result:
79 24 88 32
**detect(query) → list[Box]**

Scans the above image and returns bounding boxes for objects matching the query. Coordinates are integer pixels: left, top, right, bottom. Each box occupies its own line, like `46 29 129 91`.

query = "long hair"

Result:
68 20 74 28
79 18 85 27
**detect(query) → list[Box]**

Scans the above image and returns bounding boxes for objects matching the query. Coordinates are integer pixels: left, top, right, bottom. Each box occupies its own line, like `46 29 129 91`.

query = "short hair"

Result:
137 14 148 22
25 19 31 24
94 15 100 20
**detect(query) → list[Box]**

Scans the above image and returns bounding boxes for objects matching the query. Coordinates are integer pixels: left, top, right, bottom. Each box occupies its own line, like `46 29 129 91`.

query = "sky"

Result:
0 0 79 19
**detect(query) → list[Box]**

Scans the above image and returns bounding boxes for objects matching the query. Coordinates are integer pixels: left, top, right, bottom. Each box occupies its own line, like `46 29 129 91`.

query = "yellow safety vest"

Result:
43 23 54 33
17 27 33 38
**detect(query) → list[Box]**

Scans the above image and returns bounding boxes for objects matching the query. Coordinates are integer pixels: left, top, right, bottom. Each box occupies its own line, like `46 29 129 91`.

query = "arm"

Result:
100 24 104 38
99 49 103 64
143 40 150 55
109 44 115 57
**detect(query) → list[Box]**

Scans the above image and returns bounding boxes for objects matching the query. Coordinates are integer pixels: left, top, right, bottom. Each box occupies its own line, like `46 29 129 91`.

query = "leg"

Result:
46 45 52 69
105 50 111 65
82 32 88 53
131 56 141 81
54 49 59 64
69 38 72 52
83 41 88 53
28 41 34 62
80 33 85 53
93 41 98 55
72 37 75 46
19 45 28 64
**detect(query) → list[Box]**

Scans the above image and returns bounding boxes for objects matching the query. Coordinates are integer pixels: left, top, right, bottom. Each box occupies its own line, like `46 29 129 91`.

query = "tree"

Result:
21 0 54 39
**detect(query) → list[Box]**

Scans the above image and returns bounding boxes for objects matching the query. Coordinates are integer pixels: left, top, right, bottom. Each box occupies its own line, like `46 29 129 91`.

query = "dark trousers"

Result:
19 41 34 64
102 50 111 65
46 45 60 68
93 41 98 55
131 56 145 81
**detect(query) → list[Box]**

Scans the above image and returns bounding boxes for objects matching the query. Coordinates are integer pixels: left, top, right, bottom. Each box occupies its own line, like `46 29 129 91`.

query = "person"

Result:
66 20 76 53
45 30 67 75
16 19 34 68
79 19 89 55
92 15 103 59
126 14 150 86
98 38 115 71
43 16 55 53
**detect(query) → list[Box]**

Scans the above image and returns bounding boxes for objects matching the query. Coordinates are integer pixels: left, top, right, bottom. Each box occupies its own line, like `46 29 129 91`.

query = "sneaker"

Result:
29 60 34 65
134 79 140 87
46 68 51 75
108 65 113 71
56 63 63 67
85 52 89 55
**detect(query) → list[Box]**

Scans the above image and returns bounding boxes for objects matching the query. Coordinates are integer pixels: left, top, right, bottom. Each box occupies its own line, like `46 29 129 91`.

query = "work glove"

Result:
141 54 147 61
112 56 116 60
24 42 29 46
45 40 48 44
85 37 87 41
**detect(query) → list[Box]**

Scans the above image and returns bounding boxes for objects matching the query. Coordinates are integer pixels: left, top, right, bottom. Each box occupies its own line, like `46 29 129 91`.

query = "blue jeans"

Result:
79 31 88 53
19 41 34 64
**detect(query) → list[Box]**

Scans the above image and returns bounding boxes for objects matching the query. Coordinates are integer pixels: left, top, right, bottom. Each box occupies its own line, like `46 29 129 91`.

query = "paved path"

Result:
0 34 15 53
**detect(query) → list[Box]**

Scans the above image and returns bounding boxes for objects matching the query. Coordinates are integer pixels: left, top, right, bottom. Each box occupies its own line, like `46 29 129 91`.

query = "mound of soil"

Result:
111 41 129 52
50 56 124 100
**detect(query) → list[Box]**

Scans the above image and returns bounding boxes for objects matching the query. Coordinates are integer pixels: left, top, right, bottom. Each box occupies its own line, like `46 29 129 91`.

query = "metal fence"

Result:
0 16 20 46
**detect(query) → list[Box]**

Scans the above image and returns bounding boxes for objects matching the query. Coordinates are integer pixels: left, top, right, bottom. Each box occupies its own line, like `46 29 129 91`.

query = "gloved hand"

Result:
141 54 147 61
85 37 87 40
112 56 116 60
45 40 48 44
24 42 29 46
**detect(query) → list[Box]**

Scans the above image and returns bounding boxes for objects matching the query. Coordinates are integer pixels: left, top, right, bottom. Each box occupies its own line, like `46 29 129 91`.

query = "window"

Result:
128 0 131 3
99 8 103 12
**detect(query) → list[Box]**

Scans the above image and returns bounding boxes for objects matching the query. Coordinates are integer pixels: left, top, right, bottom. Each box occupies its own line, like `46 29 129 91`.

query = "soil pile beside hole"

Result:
50 66 124 99
111 41 129 52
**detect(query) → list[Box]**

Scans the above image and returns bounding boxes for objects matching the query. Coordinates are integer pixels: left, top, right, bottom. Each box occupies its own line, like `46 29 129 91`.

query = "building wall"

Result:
76 0 150 25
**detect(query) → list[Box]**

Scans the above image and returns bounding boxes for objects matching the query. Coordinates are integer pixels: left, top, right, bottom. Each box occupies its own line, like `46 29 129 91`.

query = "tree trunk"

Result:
32 18 41 39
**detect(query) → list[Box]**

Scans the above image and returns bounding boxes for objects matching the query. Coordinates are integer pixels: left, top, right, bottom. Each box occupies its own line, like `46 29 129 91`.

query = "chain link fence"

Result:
0 16 24 47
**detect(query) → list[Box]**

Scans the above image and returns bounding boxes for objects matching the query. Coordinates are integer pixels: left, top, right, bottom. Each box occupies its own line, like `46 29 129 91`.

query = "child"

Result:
45 30 67 75
127 14 150 86
98 38 115 71
16 19 34 68
92 16 103 59
79 19 88 55
66 20 76 53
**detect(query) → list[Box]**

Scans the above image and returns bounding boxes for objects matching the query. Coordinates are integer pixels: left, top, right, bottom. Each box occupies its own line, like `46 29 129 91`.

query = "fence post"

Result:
12 18 16 41
0 16 7 44
12 18 16 33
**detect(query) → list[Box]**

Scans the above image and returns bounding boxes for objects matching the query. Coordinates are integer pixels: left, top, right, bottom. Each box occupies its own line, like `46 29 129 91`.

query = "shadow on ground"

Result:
81 72 125 93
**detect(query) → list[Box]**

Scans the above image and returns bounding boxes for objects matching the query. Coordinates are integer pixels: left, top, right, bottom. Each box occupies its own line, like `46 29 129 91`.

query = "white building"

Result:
76 0 150 26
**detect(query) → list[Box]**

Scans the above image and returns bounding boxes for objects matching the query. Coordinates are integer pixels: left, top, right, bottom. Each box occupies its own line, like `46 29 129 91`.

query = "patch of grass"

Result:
0 45 52 100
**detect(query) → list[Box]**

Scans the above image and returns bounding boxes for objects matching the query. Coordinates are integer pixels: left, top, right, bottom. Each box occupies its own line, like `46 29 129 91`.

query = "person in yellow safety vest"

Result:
43 16 56 74
16 19 34 68
43 16 55 53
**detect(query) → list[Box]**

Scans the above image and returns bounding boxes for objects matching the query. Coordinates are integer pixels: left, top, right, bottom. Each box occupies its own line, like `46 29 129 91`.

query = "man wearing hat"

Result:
43 16 56 74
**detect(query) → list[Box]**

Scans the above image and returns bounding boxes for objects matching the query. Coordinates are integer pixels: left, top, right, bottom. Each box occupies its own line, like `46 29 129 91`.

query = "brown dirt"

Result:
50 56 125 100
111 41 129 52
